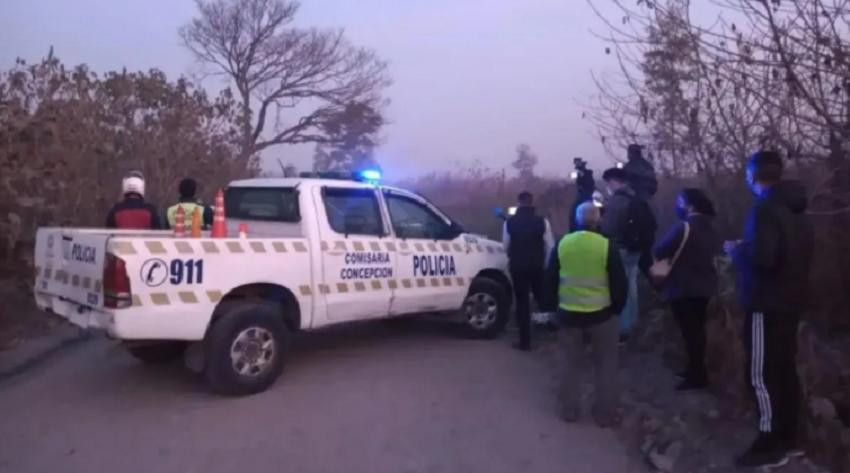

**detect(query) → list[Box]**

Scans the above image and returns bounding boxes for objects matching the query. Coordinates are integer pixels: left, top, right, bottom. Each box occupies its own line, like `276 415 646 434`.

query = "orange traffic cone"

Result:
191 207 202 238
211 189 227 238
173 205 186 238
238 223 248 239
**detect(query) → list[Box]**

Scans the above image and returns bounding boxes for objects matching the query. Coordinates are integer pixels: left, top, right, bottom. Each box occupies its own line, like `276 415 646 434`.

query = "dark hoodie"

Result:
731 180 814 313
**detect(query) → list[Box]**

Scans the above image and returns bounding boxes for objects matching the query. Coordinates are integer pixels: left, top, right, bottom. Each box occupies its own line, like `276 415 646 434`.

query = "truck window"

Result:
384 193 455 240
322 188 384 236
225 187 300 222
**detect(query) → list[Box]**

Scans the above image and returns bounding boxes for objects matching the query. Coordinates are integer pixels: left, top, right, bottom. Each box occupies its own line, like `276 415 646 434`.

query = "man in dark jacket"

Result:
502 191 554 351
725 151 814 469
623 144 658 201
106 171 162 230
601 167 654 342
544 202 627 427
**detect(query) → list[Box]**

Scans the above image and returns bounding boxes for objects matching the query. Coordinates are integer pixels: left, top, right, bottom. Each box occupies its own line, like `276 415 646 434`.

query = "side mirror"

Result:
450 221 465 236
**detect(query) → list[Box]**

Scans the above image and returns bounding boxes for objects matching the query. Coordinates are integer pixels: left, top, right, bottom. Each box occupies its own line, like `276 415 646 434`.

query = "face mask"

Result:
675 206 688 220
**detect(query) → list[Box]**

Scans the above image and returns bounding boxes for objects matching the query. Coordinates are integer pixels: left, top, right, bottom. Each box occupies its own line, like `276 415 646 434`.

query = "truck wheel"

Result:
462 278 510 339
204 302 289 396
126 342 187 364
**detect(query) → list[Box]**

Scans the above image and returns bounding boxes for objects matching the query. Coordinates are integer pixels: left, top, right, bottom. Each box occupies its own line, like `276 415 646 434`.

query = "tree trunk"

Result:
827 132 850 332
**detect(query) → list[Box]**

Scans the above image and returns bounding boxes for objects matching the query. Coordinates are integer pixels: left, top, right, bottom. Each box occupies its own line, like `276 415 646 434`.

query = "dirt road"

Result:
0 319 633 473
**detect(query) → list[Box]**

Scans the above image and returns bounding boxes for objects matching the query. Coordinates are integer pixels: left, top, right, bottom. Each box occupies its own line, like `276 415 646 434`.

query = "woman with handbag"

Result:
653 188 720 391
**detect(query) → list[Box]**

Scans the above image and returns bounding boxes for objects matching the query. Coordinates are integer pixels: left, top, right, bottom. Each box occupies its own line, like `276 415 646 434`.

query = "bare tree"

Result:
586 0 850 340
312 101 383 172
180 0 391 164
512 143 539 181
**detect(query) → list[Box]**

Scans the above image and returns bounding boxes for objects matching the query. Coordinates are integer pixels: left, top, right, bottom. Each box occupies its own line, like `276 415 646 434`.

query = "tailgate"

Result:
35 228 109 308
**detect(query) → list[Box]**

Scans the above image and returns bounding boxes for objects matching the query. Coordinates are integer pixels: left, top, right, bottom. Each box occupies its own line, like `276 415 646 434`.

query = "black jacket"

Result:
544 229 628 327
731 181 814 313
654 214 720 300
505 207 547 271
106 196 162 230
600 187 635 248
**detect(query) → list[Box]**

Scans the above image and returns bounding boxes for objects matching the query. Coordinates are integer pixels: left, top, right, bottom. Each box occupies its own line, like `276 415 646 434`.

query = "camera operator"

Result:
570 158 597 232
622 144 659 278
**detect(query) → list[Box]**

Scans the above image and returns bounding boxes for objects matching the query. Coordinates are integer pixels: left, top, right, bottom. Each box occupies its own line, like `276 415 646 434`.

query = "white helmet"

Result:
592 190 604 208
122 171 145 197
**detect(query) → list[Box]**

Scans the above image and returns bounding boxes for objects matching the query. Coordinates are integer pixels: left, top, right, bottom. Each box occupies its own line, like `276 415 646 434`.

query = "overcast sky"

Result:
1 0 623 179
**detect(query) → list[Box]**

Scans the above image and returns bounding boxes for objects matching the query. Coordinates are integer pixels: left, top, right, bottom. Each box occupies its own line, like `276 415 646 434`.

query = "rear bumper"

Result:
34 291 207 341
35 291 118 336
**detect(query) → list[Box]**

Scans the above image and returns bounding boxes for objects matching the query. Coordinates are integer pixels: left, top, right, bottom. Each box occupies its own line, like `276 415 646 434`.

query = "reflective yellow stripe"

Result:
112 241 137 255
225 242 244 253
150 293 170 306
559 276 608 289
145 241 167 255
559 294 611 308
174 241 194 254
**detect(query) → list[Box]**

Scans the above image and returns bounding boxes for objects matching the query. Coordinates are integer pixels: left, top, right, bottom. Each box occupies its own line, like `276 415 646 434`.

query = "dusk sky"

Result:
1 0 624 179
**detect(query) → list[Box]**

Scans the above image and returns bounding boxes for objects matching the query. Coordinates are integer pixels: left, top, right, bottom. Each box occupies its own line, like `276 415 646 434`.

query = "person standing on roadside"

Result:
623 144 659 279
166 178 213 229
601 167 655 343
106 171 162 230
545 202 627 427
725 151 814 469
654 188 720 392
502 191 555 351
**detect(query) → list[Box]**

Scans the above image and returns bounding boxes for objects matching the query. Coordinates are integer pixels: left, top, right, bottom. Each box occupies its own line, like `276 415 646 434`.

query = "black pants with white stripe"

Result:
744 311 801 444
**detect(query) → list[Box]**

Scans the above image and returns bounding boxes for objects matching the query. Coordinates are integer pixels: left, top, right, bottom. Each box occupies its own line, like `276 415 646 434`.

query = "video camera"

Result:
492 206 517 221
571 157 596 197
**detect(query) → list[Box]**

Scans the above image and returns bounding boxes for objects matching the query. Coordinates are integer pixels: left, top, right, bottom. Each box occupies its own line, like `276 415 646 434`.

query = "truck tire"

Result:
126 342 187 364
204 301 289 396
462 277 510 339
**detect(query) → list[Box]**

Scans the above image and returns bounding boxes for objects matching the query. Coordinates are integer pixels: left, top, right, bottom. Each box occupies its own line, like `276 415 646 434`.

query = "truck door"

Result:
314 186 395 322
382 190 467 315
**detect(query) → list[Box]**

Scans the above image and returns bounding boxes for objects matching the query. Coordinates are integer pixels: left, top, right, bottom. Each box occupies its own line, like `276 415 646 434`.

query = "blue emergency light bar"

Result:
359 169 382 182
298 169 382 183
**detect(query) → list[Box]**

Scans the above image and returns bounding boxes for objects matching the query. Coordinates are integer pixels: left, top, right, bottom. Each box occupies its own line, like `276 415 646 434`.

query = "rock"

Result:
641 436 656 455
809 397 837 420
642 415 662 433
647 440 684 473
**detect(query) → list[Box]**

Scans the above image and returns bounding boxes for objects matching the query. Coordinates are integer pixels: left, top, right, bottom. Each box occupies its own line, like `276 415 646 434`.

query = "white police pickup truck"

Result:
33 174 512 395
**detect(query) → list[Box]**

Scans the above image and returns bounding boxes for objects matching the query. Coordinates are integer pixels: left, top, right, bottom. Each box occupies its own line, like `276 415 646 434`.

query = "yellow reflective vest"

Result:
558 231 612 312
167 202 203 228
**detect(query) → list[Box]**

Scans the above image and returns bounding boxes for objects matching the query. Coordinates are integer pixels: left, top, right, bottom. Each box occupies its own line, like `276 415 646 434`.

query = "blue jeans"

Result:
619 250 641 336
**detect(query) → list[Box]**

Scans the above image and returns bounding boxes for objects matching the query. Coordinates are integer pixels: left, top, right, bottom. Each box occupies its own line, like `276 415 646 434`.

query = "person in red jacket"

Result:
105 171 162 230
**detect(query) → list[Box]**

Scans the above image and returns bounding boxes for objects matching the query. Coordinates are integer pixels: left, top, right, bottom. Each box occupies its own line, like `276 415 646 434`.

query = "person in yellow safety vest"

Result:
166 178 213 230
543 202 627 428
